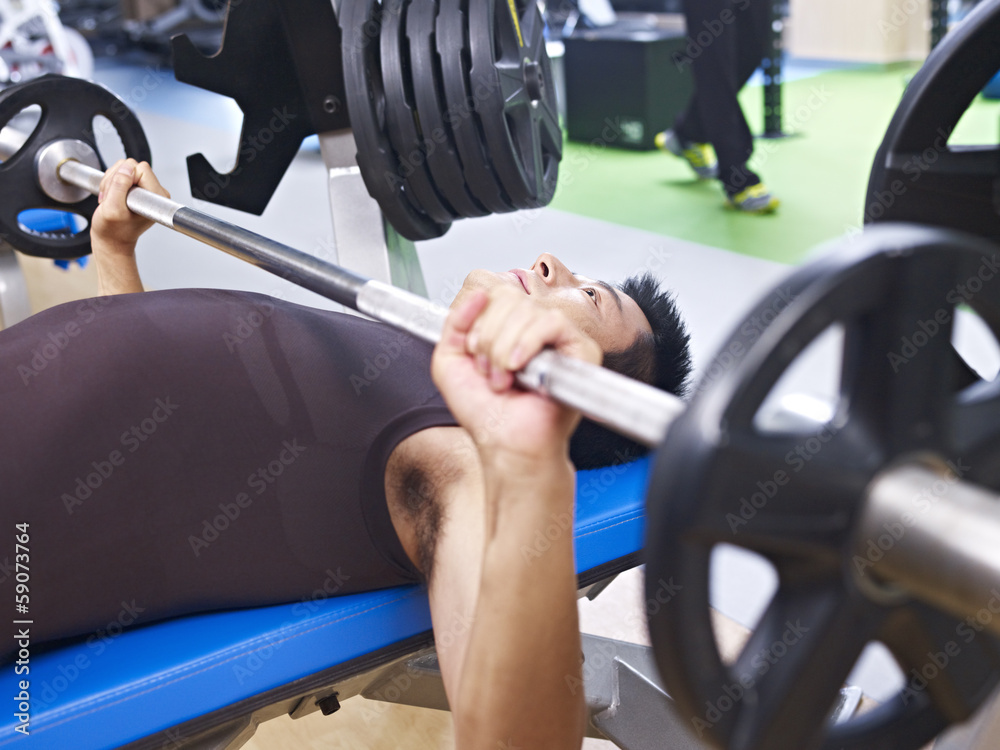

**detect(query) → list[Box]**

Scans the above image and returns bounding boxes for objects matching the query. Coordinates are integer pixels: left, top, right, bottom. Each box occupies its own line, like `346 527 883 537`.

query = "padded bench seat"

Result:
1 458 651 749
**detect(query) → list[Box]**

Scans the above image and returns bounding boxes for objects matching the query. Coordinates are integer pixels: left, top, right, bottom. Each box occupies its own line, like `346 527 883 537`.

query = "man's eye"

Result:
584 288 596 298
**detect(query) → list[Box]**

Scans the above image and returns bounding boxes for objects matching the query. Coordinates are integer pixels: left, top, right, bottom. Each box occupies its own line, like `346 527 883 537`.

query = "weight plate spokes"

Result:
0 75 151 260
468 0 561 209
646 225 1000 750
435 0 515 214
406 0 489 219
380 0 458 224
341 0 450 242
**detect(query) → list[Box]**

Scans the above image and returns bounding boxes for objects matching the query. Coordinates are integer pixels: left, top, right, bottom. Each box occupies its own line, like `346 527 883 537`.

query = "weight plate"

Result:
646 225 1000 750
0 74 151 260
866 0 1000 243
435 0 515 214
341 0 450 242
380 0 458 224
468 0 561 209
406 0 489 219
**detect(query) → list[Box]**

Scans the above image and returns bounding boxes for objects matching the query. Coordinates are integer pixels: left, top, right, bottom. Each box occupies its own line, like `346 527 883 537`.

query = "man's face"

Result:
456 253 652 353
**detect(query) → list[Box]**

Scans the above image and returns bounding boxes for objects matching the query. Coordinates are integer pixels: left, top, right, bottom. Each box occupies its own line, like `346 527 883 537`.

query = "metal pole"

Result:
10 138 684 447
930 0 949 49
761 0 786 138
856 463 1000 637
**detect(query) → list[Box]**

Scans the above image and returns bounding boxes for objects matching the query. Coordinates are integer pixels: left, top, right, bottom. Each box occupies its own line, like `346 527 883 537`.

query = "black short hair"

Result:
569 272 692 470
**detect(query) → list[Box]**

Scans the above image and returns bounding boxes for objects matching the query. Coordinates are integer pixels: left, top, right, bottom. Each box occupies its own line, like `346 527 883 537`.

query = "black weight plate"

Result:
341 0 450 242
380 0 458 224
866 0 1000 243
406 0 489 219
468 0 561 209
646 225 1000 750
435 0 515 214
0 75 151 260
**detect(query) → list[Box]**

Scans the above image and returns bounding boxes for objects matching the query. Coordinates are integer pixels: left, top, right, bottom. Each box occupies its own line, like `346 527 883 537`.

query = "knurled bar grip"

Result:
56 154 682 446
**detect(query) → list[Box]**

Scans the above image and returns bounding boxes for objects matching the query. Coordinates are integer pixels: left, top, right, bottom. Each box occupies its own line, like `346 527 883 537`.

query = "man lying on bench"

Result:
1 160 692 748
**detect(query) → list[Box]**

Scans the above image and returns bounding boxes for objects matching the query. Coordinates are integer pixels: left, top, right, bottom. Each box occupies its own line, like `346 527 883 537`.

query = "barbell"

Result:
1 75 999 750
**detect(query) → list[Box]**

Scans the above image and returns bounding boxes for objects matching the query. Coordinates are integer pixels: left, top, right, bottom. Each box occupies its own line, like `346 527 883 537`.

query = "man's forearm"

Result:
94 243 144 295
453 455 586 750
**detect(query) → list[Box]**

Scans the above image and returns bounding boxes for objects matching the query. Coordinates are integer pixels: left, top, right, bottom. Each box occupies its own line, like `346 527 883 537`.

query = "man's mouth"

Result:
509 269 530 294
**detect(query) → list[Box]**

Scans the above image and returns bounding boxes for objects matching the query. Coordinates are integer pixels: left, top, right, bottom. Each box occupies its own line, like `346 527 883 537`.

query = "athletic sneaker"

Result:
655 129 718 179
727 183 780 214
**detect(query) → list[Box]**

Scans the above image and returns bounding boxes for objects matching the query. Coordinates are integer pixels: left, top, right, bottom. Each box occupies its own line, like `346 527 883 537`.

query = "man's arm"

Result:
430 289 599 749
90 158 170 295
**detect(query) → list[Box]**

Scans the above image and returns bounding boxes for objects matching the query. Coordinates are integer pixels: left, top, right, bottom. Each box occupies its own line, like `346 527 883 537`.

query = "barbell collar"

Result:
857 462 1000 637
39 142 684 445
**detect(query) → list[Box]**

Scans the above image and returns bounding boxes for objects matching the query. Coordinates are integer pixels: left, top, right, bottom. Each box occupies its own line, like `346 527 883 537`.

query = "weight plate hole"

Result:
0 104 41 163
17 208 88 238
952 305 1000 383
92 115 126 167
708 544 778 665
845 641 905 705
753 324 843 435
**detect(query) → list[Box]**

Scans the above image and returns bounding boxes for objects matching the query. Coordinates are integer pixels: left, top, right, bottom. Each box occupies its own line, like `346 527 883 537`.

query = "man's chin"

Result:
450 269 516 307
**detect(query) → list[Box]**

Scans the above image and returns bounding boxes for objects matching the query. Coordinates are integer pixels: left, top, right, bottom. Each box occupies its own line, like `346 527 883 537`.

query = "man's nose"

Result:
532 253 571 286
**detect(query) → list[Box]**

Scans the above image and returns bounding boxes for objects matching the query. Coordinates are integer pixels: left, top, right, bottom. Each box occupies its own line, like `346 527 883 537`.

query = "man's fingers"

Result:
134 161 170 199
462 290 602 393
98 159 125 203
101 161 136 220
442 290 488 349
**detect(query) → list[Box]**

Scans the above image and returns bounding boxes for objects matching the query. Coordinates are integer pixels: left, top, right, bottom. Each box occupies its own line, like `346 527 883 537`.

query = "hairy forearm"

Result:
453 455 586 750
93 241 144 295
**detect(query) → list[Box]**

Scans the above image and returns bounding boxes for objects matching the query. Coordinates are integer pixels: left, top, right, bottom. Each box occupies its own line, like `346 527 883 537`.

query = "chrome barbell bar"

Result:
7 133 686 447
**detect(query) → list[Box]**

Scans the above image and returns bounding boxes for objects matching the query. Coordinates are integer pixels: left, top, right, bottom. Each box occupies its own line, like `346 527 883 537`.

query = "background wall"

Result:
788 0 931 63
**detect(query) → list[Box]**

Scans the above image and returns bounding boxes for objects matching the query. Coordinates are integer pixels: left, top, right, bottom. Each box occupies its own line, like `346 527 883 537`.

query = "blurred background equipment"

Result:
0 0 93 84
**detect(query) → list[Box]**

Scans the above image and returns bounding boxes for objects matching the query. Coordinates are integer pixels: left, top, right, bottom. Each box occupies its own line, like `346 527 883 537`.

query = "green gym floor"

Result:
553 63 1000 265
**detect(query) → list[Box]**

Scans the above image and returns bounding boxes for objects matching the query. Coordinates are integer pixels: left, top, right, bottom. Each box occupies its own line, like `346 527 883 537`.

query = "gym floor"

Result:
10 53 1000 748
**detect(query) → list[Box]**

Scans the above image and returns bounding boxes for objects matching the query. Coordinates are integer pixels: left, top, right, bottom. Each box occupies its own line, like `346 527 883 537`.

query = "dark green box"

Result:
564 25 693 150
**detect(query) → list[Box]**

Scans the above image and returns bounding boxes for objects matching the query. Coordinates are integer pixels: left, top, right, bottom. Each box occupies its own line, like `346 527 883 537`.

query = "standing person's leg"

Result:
659 0 733 179
676 0 758 193
734 0 773 89
665 0 778 211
